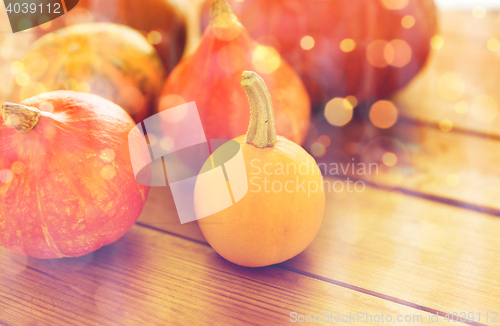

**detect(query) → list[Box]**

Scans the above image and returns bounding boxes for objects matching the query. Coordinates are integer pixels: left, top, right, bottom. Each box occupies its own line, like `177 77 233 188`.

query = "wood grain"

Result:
0 224 453 326
137 182 500 322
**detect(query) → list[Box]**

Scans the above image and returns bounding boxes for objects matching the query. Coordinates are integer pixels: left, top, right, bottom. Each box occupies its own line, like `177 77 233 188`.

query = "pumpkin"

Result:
160 0 311 145
201 0 437 107
195 71 324 267
0 91 150 259
36 0 187 73
11 23 165 122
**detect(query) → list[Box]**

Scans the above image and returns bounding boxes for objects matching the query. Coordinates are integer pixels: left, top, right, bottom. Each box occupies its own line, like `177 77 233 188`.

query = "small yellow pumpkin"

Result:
195 71 325 267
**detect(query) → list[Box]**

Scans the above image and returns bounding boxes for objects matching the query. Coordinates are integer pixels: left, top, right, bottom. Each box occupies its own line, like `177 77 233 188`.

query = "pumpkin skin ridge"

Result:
0 91 150 259
196 135 325 267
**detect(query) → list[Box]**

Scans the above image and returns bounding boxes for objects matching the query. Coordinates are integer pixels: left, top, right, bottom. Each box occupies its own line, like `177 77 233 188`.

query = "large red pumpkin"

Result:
160 0 311 145
201 0 437 107
36 0 187 73
0 91 149 259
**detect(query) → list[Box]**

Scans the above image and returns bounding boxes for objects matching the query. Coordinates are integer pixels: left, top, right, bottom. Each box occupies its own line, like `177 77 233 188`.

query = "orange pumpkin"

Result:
195 71 325 267
201 0 437 107
11 23 165 122
36 0 187 73
160 0 310 145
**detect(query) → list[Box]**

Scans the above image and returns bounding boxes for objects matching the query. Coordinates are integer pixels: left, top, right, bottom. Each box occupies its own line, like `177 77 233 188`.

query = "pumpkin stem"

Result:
2 102 41 133
210 0 238 29
241 71 277 148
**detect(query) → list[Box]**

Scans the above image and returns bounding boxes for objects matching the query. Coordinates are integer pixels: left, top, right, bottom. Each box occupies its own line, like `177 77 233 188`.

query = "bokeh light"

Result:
310 142 326 158
386 39 412 68
369 100 398 129
99 149 116 163
382 152 398 167
381 0 409 10
300 36 315 50
401 15 415 29
430 35 444 50
10 61 24 74
100 165 117 181
317 135 331 147
487 38 500 52
343 95 358 109
15 73 30 87
0 169 13 183
446 174 460 186
147 31 162 45
340 39 356 53
437 72 465 101
324 97 353 127
455 101 468 114
470 95 498 123
439 119 453 132
252 45 281 74
367 40 389 67
472 6 486 19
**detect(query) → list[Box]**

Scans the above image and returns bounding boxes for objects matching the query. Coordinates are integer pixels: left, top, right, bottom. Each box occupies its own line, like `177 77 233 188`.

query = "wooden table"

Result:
1 9 500 326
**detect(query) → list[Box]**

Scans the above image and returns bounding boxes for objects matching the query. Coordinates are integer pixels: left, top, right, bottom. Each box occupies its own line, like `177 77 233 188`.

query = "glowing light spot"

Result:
147 30 162 45
446 174 460 186
10 61 24 74
340 38 356 52
17 18 32 31
310 143 326 158
300 36 315 50
234 0 244 2
159 94 186 111
161 105 188 123
439 119 453 132
39 18 52 30
367 40 389 68
401 15 415 28
101 165 117 181
77 82 91 93
369 100 398 129
43 126 57 140
317 135 331 147
472 6 486 19
471 95 498 123
381 0 409 10
217 44 246 73
15 73 30 86
382 152 398 167
212 17 241 41
39 101 54 113
20 83 47 102
252 45 281 74
345 142 358 155
325 98 353 127
343 95 358 109
455 101 468 114
430 35 444 50
64 78 79 90
160 137 174 151
99 149 116 163
386 39 412 68
11 161 25 175
437 72 465 102
0 169 13 183
146 133 157 146
487 38 500 52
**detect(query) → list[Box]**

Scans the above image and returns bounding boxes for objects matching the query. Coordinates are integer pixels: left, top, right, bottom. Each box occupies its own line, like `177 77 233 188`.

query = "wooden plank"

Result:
307 118 500 213
0 224 452 326
394 11 500 136
137 182 500 321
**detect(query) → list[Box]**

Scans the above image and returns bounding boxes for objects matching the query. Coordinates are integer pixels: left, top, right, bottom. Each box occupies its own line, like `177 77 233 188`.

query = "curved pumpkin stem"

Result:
210 0 238 29
241 71 277 148
2 102 41 133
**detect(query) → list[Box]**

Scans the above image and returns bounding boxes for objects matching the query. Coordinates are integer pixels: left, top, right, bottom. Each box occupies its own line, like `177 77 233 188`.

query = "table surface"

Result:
1 8 500 326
